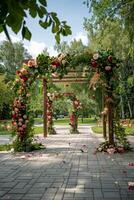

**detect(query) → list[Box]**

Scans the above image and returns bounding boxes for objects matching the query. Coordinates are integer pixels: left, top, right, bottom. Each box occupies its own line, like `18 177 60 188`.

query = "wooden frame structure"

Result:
43 70 88 137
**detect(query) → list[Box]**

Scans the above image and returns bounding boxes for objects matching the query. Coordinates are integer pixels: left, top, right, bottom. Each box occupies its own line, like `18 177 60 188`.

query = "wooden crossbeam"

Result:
52 79 88 83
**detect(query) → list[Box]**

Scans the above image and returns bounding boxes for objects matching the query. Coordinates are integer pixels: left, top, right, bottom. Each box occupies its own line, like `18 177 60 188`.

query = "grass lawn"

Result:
1 118 133 136
34 126 44 134
34 117 97 125
91 125 134 136
33 117 97 135
0 144 12 151
0 122 12 135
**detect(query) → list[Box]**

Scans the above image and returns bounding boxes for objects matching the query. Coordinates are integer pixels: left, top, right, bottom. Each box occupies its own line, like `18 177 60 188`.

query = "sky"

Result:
0 0 90 58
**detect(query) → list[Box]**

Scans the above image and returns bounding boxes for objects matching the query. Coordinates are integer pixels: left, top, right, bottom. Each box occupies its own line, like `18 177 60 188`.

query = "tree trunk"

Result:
128 100 133 119
120 95 125 119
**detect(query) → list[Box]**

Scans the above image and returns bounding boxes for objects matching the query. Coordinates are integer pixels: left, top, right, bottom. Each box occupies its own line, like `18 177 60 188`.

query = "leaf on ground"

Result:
80 149 84 153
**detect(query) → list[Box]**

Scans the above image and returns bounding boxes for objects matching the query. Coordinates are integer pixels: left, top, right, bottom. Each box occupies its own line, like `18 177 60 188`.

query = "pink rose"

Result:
22 124 26 129
14 108 19 112
23 115 27 119
18 122 22 126
18 127 23 131
105 66 111 71
108 55 112 62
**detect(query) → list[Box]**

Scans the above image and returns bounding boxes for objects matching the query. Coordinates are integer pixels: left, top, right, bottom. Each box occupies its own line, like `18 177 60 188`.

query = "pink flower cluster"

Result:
51 54 67 70
46 98 53 126
91 53 113 72
12 98 28 138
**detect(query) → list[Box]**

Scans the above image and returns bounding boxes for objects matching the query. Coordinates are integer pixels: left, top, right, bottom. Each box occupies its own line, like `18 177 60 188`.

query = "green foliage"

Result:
114 122 130 150
84 2 134 119
0 144 13 151
0 41 31 81
0 75 14 119
13 136 45 152
0 0 72 43
86 0 134 43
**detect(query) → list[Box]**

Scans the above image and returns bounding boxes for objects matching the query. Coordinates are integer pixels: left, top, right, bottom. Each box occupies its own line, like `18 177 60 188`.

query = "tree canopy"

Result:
0 0 72 43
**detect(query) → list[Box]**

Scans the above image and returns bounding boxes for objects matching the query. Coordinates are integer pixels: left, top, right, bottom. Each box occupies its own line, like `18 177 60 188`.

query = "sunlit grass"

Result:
34 117 97 125
91 125 134 136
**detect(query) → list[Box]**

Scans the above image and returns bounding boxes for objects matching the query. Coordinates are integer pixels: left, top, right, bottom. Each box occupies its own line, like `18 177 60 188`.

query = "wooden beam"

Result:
43 79 48 137
52 79 88 83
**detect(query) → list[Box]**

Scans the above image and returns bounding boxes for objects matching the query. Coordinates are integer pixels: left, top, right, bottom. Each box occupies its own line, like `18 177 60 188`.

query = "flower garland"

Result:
47 93 56 135
68 95 81 134
12 54 70 151
12 49 128 152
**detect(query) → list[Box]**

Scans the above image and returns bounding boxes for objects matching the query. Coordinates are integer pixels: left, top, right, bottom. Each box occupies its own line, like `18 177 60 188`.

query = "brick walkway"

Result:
0 125 134 200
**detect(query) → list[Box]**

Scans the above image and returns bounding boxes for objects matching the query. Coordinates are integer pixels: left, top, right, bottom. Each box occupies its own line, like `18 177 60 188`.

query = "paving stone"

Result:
1 194 24 200
0 190 7 197
0 125 134 200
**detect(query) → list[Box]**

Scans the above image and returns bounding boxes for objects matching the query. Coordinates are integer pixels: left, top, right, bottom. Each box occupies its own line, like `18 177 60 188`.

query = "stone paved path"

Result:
0 125 134 200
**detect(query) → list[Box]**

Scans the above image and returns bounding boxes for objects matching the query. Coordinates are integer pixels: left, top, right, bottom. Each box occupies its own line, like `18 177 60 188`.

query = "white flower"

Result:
93 53 99 60
47 93 51 97
105 66 111 71
61 60 66 65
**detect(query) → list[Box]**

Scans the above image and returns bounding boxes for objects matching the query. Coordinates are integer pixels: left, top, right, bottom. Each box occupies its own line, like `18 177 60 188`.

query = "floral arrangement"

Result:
90 50 119 73
47 94 56 135
89 50 130 152
12 54 70 151
69 96 81 134
12 49 129 152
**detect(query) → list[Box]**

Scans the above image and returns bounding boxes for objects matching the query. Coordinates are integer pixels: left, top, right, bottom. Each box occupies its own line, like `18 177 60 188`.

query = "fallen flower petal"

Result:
128 182 134 190
128 163 134 166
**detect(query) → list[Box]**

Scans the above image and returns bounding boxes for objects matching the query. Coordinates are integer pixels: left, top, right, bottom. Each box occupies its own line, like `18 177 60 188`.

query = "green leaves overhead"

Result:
39 13 72 43
0 0 72 43
22 26 32 41
39 0 47 7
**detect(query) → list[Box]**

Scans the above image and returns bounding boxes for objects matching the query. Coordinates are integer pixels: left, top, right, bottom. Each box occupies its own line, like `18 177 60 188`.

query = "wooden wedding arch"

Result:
43 69 88 137
12 51 129 152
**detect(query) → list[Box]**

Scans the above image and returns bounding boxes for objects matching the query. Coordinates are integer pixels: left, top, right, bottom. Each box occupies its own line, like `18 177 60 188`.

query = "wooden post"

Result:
102 93 107 139
103 114 107 139
108 102 114 145
43 79 48 137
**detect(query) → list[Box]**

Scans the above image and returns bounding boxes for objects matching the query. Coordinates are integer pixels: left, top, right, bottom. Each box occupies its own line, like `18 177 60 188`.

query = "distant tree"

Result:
0 41 31 81
55 39 88 54
84 0 134 43
83 1 134 119
0 0 72 43
0 75 13 119
42 47 49 56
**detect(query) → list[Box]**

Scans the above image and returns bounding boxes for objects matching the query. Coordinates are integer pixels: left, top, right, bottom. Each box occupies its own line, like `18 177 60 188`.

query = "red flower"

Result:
12 114 17 119
16 70 21 75
51 60 60 68
91 60 97 68
20 76 28 82
108 55 112 62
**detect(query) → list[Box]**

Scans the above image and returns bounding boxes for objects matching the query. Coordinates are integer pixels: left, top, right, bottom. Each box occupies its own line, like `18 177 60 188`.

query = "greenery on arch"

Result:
12 49 129 152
